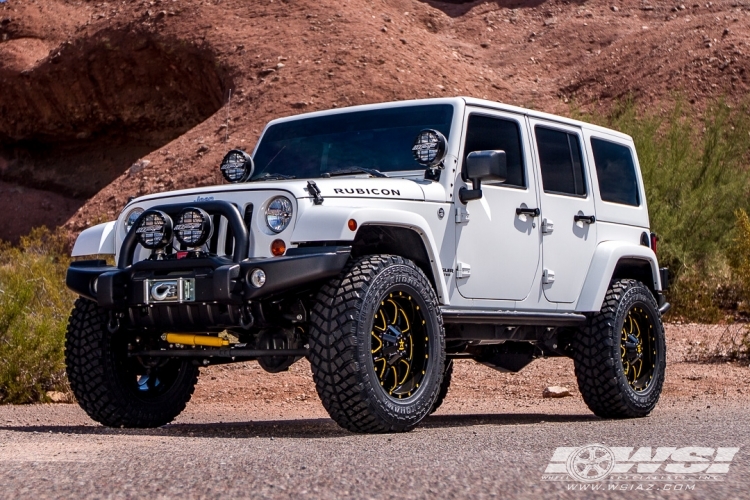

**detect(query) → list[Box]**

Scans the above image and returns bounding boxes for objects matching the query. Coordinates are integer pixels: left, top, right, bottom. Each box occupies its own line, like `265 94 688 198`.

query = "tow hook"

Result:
107 312 121 333
239 306 254 330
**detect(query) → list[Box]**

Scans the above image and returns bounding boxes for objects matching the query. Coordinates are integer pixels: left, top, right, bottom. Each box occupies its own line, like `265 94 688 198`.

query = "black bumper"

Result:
66 246 351 309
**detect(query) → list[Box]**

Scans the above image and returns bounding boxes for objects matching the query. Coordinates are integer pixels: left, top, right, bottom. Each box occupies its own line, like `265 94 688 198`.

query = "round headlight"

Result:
135 210 173 250
265 196 293 233
412 129 447 167
220 149 254 183
124 207 144 233
174 208 213 248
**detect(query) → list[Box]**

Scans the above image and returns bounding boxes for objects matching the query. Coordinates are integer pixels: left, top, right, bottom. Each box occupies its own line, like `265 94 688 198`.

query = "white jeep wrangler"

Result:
66 97 670 433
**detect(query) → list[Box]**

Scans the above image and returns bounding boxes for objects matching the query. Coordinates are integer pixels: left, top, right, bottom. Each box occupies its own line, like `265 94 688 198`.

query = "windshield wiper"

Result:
323 167 389 178
253 173 296 181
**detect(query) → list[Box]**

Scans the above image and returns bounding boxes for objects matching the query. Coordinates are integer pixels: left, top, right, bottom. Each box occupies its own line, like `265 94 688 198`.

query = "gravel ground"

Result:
1 323 748 499
0 401 748 499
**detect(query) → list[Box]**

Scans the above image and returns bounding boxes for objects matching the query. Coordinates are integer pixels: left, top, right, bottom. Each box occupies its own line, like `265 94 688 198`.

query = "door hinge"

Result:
542 218 554 234
542 268 555 284
456 262 471 279
455 205 470 224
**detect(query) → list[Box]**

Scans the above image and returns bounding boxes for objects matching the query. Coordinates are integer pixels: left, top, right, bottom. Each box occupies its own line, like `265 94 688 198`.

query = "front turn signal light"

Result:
271 239 286 256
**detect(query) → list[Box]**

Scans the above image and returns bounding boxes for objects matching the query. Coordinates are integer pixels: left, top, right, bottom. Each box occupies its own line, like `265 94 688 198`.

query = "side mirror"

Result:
459 150 507 203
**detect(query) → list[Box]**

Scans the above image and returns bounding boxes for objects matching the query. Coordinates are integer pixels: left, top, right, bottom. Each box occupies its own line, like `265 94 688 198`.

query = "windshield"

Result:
251 104 454 180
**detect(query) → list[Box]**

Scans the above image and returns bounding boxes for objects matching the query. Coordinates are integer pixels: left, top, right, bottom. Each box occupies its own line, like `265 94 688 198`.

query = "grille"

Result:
204 203 253 258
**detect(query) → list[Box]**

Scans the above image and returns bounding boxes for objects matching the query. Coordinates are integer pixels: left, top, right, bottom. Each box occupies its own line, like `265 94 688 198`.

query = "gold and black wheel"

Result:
572 279 666 418
620 306 658 393
309 255 445 433
370 291 429 400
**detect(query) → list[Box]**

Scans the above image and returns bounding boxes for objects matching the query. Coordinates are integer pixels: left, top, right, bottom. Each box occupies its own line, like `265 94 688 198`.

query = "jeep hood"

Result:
130 177 446 205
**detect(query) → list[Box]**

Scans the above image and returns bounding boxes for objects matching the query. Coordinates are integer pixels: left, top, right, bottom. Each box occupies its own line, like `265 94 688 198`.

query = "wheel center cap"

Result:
624 334 643 362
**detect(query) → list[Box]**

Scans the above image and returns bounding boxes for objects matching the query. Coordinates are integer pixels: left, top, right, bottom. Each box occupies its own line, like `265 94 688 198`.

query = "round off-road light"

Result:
412 129 447 167
220 149 254 183
265 196 293 233
124 207 144 233
270 239 286 256
174 207 213 248
135 210 173 249
249 268 266 288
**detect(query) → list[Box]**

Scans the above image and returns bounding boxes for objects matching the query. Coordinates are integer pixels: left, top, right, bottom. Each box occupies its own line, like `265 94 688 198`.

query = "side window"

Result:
463 114 526 188
590 138 640 206
535 126 586 196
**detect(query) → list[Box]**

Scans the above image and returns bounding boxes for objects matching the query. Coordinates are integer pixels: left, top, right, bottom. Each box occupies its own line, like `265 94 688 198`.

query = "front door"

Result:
528 119 597 303
454 109 541 301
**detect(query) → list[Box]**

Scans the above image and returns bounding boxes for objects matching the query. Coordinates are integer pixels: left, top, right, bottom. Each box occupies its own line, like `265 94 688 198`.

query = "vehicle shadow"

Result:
0 412 598 439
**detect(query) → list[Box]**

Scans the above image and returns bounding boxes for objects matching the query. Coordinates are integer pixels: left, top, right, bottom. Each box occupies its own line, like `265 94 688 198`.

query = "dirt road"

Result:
0 324 748 499
0 401 747 499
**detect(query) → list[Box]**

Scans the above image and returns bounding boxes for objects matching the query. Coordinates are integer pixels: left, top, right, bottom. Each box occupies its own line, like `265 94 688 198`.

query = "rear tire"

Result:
308 255 445 433
572 279 666 418
65 298 198 428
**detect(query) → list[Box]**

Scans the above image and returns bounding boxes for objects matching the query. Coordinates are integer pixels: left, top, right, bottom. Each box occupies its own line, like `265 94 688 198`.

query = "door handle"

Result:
574 214 596 224
516 207 540 217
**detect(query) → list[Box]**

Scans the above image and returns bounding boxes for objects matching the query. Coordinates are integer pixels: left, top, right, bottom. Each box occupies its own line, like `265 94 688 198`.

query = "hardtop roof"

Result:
263 96 632 142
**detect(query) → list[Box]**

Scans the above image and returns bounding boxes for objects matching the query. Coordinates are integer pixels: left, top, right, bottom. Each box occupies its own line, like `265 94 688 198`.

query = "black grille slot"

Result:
243 203 254 228
208 214 222 254
224 221 235 256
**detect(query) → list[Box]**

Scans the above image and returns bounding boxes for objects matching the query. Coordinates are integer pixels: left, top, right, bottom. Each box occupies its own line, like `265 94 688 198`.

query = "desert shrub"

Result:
729 208 750 315
0 228 75 403
581 99 750 320
687 323 750 362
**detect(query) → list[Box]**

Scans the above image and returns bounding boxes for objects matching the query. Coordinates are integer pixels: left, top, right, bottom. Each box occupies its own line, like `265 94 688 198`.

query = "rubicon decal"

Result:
332 188 401 196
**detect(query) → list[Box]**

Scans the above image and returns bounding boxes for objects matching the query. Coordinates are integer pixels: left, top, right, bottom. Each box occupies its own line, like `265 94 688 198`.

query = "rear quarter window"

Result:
590 138 640 206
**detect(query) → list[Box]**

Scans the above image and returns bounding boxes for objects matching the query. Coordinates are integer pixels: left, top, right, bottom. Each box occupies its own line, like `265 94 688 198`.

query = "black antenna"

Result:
225 89 232 143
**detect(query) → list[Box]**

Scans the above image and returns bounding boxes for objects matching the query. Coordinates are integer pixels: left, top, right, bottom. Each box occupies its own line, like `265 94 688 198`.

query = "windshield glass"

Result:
251 104 454 180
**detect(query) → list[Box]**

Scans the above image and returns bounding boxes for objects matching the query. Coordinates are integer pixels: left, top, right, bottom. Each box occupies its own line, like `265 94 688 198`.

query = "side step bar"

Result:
440 308 587 327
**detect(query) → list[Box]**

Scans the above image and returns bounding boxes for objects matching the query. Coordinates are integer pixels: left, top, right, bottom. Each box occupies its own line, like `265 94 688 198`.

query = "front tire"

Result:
430 360 453 414
65 298 198 428
309 255 445 433
572 279 666 418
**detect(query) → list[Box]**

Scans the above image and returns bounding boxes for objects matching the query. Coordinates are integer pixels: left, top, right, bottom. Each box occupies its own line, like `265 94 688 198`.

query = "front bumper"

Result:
66 246 351 308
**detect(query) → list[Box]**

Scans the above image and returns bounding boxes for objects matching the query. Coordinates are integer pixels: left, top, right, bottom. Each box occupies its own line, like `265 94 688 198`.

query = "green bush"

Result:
729 208 750 315
580 99 750 320
0 228 75 403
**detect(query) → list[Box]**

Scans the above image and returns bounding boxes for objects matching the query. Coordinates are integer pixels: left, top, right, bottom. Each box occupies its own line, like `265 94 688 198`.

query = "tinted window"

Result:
463 115 525 188
252 104 453 180
591 138 640 206
535 126 586 196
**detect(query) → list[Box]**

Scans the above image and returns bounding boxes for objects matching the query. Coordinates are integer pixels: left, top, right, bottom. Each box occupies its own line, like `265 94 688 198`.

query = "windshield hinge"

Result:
307 181 324 205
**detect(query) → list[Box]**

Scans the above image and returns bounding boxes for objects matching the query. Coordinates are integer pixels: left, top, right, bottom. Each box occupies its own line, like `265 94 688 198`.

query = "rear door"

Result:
454 109 541 301
529 119 597 303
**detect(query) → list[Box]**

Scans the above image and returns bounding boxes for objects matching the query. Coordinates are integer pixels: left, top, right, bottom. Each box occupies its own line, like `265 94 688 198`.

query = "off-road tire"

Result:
65 298 198 428
430 359 453 414
572 279 666 418
309 255 445 433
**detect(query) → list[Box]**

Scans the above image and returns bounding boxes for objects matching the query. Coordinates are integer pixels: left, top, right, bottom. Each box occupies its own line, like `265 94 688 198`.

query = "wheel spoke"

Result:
371 332 383 354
